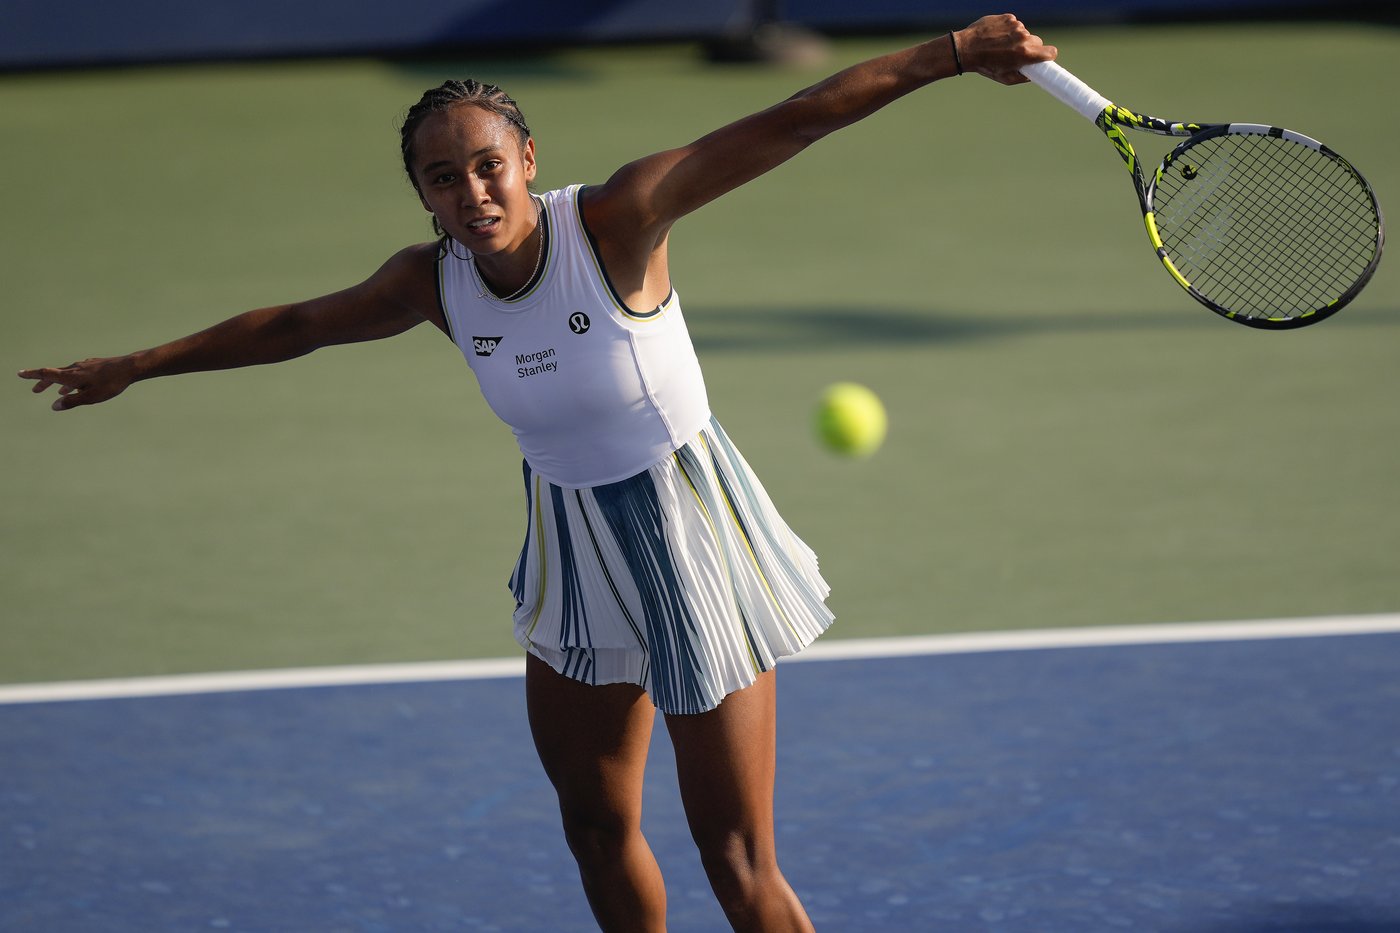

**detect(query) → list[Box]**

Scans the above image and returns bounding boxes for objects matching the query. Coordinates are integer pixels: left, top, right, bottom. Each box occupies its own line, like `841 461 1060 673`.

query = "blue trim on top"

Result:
576 185 674 320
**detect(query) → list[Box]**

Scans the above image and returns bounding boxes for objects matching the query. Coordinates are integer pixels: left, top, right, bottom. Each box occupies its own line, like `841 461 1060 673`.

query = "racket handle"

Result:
1021 61 1111 122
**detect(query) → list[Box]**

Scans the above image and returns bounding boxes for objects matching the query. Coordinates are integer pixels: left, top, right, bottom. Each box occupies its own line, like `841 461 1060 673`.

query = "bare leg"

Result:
664 670 814 932
526 653 667 933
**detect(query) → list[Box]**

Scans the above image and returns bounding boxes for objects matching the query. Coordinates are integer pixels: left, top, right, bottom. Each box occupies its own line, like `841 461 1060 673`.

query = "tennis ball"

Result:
815 382 887 457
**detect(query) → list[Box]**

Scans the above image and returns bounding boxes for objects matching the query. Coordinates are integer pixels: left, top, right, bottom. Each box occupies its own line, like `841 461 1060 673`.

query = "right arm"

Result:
579 14 1054 308
19 243 444 411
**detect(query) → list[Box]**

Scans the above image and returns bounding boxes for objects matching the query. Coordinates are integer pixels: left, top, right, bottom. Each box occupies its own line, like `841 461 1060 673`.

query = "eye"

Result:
479 160 503 174
432 172 456 186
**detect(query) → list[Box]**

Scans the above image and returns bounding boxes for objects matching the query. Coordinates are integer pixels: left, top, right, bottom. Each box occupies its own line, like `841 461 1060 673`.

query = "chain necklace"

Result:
471 196 544 303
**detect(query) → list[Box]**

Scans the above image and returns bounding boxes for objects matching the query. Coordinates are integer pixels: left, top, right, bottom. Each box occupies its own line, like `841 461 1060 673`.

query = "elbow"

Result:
778 95 846 148
264 303 322 361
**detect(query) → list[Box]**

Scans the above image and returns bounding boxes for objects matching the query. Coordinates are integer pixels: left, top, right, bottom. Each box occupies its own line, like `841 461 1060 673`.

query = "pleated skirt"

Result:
509 416 834 715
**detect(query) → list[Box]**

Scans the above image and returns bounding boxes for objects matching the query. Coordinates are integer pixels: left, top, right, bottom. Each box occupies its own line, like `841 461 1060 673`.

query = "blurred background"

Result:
3 1 1397 685
1 0 1386 70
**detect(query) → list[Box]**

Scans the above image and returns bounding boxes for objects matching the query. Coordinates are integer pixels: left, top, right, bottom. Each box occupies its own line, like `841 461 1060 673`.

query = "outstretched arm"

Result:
584 15 1055 265
19 243 443 411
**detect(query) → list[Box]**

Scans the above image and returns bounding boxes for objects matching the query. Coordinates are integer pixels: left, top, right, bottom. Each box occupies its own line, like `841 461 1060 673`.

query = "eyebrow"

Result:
420 145 504 175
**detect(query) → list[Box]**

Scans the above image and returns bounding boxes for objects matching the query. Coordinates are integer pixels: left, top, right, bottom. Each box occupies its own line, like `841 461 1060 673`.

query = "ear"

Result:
522 137 537 183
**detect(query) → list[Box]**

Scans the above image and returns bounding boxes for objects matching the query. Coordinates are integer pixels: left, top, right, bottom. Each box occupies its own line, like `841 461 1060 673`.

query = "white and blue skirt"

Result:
510 417 833 715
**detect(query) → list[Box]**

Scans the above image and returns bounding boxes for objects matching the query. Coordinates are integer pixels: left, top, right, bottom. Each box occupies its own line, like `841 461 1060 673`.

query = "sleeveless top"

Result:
437 185 711 488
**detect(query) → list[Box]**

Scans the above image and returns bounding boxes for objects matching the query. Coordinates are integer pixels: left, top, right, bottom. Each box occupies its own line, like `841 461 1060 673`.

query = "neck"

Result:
474 196 542 299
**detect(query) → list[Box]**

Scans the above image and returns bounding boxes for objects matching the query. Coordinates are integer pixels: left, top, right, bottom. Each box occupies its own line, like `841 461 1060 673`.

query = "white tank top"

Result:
438 185 711 488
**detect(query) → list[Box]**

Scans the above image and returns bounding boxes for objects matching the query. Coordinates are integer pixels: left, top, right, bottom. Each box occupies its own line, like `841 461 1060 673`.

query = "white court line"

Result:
2 613 1398 706
789 613 1400 662
0 659 527 706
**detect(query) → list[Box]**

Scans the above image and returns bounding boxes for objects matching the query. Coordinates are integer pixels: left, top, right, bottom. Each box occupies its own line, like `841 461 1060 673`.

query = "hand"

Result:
18 356 138 411
953 14 1057 85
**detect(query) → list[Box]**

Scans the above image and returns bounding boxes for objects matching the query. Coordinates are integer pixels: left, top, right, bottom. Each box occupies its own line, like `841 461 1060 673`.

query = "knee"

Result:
558 804 638 868
692 829 777 896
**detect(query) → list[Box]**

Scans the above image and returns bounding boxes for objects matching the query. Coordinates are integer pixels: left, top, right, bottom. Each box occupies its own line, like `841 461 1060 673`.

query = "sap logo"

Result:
473 336 503 357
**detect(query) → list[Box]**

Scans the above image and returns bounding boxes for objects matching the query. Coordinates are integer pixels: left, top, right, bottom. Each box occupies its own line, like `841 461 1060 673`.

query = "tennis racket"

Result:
1021 60 1384 329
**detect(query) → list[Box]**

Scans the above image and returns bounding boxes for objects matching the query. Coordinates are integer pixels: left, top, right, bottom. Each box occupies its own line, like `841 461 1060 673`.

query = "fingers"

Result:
50 384 99 411
19 368 62 394
18 362 117 411
960 13 1056 80
19 365 79 395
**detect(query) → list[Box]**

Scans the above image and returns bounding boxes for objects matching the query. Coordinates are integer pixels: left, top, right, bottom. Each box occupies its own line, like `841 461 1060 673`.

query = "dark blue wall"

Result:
783 0 1320 30
2 0 748 70
0 0 1334 71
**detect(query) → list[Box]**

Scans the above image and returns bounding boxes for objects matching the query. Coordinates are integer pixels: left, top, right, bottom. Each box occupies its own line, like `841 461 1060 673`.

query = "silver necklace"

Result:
471 196 544 302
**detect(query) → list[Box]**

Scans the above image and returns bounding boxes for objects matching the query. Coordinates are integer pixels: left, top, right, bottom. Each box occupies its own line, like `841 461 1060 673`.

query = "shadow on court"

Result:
1191 902 1400 932
685 303 1400 353
3 633 1398 931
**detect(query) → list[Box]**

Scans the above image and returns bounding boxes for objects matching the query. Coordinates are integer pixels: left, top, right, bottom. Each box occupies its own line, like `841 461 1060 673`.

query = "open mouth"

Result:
466 216 501 234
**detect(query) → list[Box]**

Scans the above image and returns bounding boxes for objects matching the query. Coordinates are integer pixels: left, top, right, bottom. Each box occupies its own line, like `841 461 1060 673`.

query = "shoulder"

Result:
383 241 441 277
576 177 619 221
576 173 670 253
366 242 448 332
369 242 441 306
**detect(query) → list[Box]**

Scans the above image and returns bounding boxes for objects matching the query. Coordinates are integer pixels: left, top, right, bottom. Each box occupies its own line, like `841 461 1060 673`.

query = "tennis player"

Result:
21 16 1053 931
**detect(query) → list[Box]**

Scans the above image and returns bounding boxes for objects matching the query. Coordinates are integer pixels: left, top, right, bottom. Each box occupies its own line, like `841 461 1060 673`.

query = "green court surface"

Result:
3 23 1397 683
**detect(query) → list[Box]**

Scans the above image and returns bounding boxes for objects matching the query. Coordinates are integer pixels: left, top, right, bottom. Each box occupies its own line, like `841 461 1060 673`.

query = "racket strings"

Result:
1150 133 1380 319
1156 138 1375 315
1165 143 1370 313
1170 141 1374 312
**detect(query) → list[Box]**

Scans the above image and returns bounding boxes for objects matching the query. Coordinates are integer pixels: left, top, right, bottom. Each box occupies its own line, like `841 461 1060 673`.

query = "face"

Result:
411 104 537 255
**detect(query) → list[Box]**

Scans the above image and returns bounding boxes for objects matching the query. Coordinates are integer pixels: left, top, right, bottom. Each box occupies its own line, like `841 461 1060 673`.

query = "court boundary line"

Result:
2 613 1397 706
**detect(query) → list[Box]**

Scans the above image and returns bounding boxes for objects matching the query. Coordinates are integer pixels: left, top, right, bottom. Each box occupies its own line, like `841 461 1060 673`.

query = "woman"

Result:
21 16 1053 931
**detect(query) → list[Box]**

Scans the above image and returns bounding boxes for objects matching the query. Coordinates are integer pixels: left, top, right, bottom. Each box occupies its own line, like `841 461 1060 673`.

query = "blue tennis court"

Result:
5 622 1399 931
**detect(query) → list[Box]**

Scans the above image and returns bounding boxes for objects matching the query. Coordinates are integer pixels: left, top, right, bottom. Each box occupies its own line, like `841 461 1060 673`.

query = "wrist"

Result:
947 31 964 76
124 350 156 383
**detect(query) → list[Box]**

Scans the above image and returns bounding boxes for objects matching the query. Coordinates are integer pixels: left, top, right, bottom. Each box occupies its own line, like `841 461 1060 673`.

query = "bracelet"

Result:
947 31 964 75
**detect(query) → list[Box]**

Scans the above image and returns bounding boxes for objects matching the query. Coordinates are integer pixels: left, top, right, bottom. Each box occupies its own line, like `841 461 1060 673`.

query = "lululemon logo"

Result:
568 312 591 335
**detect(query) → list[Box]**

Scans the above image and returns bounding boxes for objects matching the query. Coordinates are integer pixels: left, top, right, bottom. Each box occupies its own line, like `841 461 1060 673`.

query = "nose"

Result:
461 172 490 207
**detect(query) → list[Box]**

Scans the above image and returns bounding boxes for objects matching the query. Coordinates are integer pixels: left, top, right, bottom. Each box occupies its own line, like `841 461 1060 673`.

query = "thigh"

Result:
663 670 779 840
525 653 657 820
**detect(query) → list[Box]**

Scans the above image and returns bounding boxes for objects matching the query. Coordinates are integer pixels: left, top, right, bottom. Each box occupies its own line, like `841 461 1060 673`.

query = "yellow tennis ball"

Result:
815 382 887 457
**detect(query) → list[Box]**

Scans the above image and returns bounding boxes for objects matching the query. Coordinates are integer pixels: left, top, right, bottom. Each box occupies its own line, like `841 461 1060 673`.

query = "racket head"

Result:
1144 124 1384 329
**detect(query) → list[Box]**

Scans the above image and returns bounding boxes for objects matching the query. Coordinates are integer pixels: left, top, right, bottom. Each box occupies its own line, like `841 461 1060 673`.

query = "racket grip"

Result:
1021 61 1111 122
